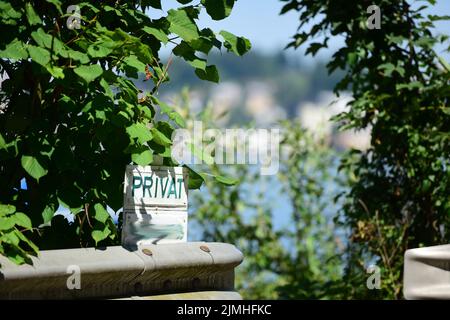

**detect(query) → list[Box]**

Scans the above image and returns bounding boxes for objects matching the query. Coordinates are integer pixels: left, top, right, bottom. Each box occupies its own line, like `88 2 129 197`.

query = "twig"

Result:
84 203 93 228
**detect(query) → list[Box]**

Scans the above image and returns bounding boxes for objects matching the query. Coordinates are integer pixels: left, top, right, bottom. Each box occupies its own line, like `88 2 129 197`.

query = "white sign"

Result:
121 165 189 248
122 210 187 245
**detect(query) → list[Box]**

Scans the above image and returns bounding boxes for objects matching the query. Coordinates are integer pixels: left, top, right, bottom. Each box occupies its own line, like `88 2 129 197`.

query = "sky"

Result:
157 0 450 58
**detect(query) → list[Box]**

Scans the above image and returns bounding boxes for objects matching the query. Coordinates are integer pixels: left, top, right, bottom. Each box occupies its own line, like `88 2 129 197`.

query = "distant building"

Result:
244 81 286 126
297 91 371 151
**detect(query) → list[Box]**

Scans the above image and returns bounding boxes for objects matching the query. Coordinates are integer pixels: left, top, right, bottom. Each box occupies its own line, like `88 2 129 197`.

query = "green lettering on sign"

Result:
129 171 186 201
160 176 169 198
143 176 153 197
177 178 184 199
167 178 177 199
132 176 142 196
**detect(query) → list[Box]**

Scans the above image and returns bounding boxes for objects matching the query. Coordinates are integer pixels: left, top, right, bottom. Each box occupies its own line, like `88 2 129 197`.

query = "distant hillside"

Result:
152 51 344 117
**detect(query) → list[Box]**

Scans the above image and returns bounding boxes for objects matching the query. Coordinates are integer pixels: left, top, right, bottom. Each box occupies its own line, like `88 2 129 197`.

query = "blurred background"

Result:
141 0 450 299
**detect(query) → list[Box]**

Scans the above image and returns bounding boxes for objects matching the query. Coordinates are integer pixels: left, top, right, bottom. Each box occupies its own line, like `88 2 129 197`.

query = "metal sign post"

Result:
121 165 189 249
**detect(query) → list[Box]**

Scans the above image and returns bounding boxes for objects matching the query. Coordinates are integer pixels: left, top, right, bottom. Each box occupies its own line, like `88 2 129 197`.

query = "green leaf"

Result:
21 155 48 181
74 64 103 83
57 184 83 211
13 212 32 229
0 1 22 21
28 46 50 66
280 0 299 14
428 14 450 21
378 62 405 77
186 166 205 189
123 55 146 72
91 227 111 245
0 134 6 149
5 251 27 265
189 142 214 165
206 173 238 185
143 26 169 44
171 112 185 127
159 109 184 128
95 110 107 121
182 56 206 69
0 217 15 230
220 31 251 56
173 41 207 70
100 78 114 98
0 39 28 60
378 63 395 76
189 36 214 54
66 50 90 63
195 65 219 83
47 65 64 79
131 147 153 166
396 81 423 91
42 204 55 224
31 28 63 52
88 44 113 58
152 97 186 127
151 127 172 146
126 123 153 144
2 230 20 246
93 203 110 224
14 229 39 254
167 9 199 42
202 0 235 20
25 3 42 25
437 55 450 73
0 204 16 215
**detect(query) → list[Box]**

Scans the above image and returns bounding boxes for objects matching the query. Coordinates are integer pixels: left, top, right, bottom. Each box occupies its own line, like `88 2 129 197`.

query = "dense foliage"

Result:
281 0 450 298
0 0 250 264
